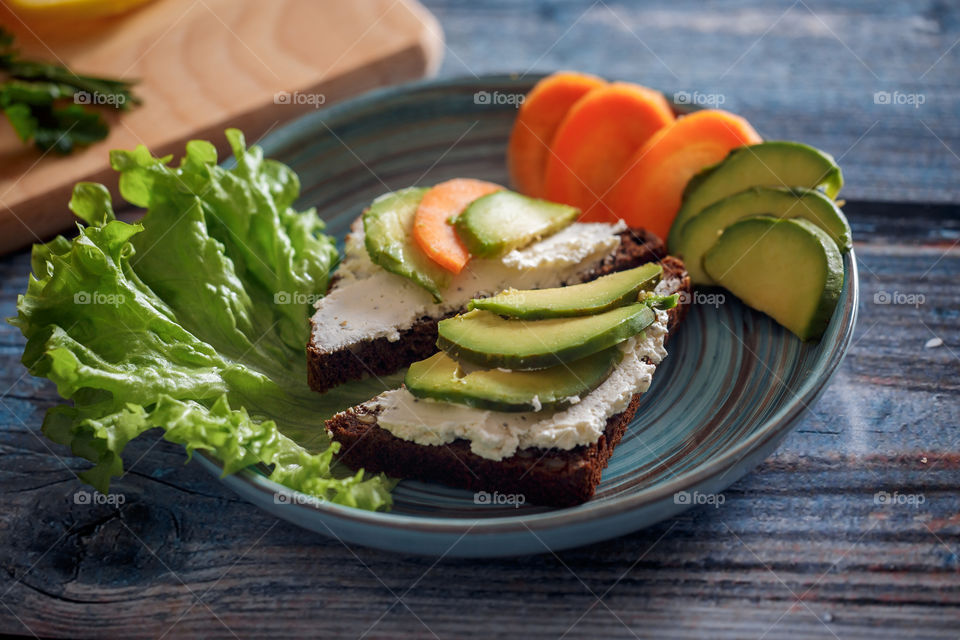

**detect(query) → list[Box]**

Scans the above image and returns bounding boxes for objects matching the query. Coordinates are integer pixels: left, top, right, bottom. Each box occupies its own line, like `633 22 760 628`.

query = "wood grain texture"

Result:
0 0 443 254
427 0 960 205
1 0 959 638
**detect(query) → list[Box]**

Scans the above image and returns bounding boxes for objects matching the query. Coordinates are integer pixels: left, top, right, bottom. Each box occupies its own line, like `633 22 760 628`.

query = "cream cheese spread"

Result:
367 309 669 460
310 220 627 351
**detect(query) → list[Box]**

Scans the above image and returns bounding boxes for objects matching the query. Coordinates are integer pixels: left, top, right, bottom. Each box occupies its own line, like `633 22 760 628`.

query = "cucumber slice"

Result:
363 187 450 301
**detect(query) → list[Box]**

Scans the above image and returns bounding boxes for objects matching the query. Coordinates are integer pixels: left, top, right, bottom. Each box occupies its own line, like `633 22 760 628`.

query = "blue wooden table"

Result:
1 1 958 637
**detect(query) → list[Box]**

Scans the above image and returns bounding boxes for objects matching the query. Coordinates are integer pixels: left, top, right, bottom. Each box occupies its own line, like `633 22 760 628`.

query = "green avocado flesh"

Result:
404 348 623 412
363 187 450 302
667 141 844 252
468 263 662 319
454 190 579 258
437 303 656 370
703 216 844 341
677 186 852 285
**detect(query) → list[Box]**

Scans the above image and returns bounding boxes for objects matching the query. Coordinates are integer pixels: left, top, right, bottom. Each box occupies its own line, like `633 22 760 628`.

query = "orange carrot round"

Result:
413 178 503 273
507 71 607 198
605 109 762 241
543 82 674 222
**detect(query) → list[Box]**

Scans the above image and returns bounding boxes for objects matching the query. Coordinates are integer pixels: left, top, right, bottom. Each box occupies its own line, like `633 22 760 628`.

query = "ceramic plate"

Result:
194 75 858 557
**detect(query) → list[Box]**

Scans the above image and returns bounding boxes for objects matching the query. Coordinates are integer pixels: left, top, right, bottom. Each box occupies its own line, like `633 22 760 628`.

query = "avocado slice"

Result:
437 303 656 370
667 141 844 251
677 186 852 285
363 187 450 301
454 190 579 258
703 216 844 341
405 348 622 412
468 263 662 319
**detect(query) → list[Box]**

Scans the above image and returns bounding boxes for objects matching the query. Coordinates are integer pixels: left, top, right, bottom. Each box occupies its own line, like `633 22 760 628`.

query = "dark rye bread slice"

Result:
325 255 691 508
307 227 667 393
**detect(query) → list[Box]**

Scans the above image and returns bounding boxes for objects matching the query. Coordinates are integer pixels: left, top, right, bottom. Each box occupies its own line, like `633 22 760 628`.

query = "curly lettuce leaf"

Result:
11 130 395 511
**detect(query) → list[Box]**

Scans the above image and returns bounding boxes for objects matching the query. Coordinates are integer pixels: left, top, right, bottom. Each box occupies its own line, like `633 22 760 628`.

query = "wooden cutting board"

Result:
0 0 443 254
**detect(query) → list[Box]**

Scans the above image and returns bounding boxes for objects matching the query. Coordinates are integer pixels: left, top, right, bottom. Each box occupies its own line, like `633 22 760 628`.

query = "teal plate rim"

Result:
194 73 859 547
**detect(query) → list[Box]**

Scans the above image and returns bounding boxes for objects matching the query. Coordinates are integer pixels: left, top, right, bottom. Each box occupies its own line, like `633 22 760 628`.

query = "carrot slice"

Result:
413 178 503 273
605 109 762 241
543 82 674 222
507 71 607 198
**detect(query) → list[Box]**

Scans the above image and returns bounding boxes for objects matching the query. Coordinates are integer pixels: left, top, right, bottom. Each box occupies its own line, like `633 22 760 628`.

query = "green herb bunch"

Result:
0 27 140 154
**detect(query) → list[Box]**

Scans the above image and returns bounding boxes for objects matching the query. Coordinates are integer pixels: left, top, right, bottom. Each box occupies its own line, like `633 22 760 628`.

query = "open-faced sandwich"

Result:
310 180 691 506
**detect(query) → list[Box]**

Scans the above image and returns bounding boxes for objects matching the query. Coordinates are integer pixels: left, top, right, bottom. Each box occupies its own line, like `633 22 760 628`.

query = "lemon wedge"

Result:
6 0 157 20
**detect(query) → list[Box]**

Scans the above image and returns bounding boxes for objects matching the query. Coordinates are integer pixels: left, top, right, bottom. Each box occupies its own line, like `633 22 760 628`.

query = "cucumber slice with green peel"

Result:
453 190 579 258
667 141 844 251
468 262 662 319
404 348 622 412
437 303 656 370
364 187 450 301
703 216 844 341
677 186 852 285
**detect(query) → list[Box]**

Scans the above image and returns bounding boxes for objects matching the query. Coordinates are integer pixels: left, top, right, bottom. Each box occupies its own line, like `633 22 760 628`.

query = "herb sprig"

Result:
0 28 140 154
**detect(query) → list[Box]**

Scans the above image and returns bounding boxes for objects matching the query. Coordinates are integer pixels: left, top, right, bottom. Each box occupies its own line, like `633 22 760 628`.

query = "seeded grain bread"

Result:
307 228 667 393
325 255 691 508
